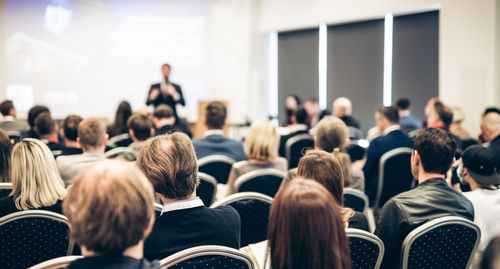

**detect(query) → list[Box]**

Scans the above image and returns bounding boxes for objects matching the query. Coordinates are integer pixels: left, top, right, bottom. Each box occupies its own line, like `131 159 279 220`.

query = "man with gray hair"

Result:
332 97 360 129
481 108 500 164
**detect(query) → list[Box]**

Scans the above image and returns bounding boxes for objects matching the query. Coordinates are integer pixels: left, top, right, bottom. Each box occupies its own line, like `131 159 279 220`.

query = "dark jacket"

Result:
192 134 246 161
340 115 361 129
489 135 500 166
348 211 369 231
375 178 474 269
146 81 185 119
67 256 160 269
156 123 192 138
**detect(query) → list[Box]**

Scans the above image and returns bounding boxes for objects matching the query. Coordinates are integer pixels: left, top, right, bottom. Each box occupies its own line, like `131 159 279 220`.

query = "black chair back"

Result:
0 183 12 199
347 228 384 269
285 134 314 169
461 138 479 151
233 169 286 197
197 173 217 206
343 188 368 213
107 133 133 148
0 210 74 269
160 245 255 269
198 155 236 184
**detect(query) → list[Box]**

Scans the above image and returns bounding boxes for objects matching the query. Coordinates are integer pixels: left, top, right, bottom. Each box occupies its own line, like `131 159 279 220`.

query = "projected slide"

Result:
5 0 210 120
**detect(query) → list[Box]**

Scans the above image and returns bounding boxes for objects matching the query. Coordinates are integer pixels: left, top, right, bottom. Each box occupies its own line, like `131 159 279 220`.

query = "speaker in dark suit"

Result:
146 63 185 119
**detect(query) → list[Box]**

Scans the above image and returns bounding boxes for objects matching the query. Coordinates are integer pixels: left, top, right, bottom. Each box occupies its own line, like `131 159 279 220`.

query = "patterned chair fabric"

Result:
400 216 480 269
0 182 12 200
285 134 314 169
160 245 255 269
233 169 286 197
211 192 273 247
198 155 237 184
0 210 74 269
347 228 384 269
197 173 217 206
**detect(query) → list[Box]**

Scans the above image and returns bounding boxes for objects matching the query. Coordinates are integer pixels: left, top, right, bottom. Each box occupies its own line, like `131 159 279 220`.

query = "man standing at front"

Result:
146 63 185 119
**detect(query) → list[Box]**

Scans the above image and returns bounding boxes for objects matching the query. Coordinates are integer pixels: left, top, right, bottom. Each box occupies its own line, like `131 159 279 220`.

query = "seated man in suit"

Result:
152 104 192 138
375 128 474 269
278 107 309 157
137 132 241 260
0 100 29 133
192 101 246 161
426 101 463 150
395 98 422 133
34 112 65 155
59 115 83 157
363 106 413 204
332 97 361 129
63 160 160 269
57 119 108 184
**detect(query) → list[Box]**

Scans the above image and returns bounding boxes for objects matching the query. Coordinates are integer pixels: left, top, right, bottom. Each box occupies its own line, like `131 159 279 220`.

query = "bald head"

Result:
332 97 352 117
481 112 500 142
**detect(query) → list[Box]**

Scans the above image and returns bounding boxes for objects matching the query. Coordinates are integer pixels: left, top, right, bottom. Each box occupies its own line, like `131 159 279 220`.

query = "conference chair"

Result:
6 130 21 144
0 210 74 269
211 192 273 247
104 146 135 159
372 147 414 209
198 155 237 184
160 245 255 269
233 168 286 197
348 127 364 140
400 216 480 269
107 133 133 148
285 134 314 169
29 256 82 269
347 228 384 269
343 188 376 232
197 172 217 206
0 182 12 199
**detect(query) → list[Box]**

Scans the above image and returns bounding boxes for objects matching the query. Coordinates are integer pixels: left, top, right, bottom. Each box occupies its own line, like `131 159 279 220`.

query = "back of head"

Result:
482 111 500 134
414 128 457 175
28 105 50 128
205 101 226 130
78 119 106 150
244 120 279 162
395 98 410 110
483 107 500 117
63 160 155 255
10 138 66 210
376 106 400 124
293 107 308 124
333 97 352 116
0 100 14 116
268 178 350 269
63 115 83 142
137 132 199 199
0 129 11 182
111 101 132 135
127 113 153 141
434 102 453 127
34 112 56 136
153 104 174 120
315 116 348 152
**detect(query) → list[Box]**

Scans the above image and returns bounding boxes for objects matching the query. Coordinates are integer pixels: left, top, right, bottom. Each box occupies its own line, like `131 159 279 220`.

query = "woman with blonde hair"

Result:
297 149 369 230
0 129 11 183
225 120 287 196
0 138 66 217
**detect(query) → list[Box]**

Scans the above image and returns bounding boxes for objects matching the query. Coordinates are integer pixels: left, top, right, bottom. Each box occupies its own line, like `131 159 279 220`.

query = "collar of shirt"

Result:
1 116 15 122
383 125 400 135
161 197 204 215
204 129 224 137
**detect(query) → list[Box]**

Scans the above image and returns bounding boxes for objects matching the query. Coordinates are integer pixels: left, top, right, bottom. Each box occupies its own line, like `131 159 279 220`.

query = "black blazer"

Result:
146 82 185 119
0 196 63 218
144 205 241 260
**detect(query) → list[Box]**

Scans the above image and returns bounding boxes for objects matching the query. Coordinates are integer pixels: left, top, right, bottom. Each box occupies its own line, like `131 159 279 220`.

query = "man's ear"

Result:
413 150 420 166
313 136 319 149
103 133 109 145
129 129 135 140
60 129 65 139
150 128 155 137
143 214 155 239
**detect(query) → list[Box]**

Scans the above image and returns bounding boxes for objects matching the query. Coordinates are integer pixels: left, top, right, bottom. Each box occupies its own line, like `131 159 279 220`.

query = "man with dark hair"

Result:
395 98 421 133
152 105 192 137
59 115 83 157
146 63 185 119
363 106 413 204
278 107 310 157
192 101 246 161
127 113 154 153
21 105 50 139
137 133 241 259
375 128 474 269
34 112 65 155
0 100 29 133
427 101 463 150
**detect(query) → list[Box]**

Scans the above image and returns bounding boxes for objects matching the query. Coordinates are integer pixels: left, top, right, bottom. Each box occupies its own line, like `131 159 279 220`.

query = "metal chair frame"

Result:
347 228 384 269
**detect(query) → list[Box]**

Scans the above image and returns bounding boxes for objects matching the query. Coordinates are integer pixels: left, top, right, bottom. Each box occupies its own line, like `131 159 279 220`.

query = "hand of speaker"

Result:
149 88 160 100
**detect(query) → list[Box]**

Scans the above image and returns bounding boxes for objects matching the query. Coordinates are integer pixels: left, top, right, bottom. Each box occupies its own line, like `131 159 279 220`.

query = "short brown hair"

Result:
244 120 279 162
205 101 226 129
153 104 174 119
0 100 14 116
34 112 56 136
434 102 453 127
127 113 153 141
78 119 105 149
62 115 83 141
414 128 457 175
137 132 199 199
315 116 349 152
63 160 155 255
376 105 399 124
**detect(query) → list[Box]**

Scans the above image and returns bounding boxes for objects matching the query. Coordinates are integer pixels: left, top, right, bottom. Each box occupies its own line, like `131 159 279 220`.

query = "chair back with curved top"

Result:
285 134 314 169
347 228 384 269
233 168 286 197
160 245 255 269
198 155 237 184
197 173 217 206
29 255 82 269
0 182 12 199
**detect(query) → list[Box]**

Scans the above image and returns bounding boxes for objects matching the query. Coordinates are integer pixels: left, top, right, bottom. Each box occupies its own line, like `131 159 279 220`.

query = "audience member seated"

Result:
63 160 160 269
59 115 83 157
480 108 500 164
480 236 500 269
304 98 328 128
426 101 463 149
459 145 500 254
423 97 441 128
0 139 66 217
297 150 369 231
34 112 65 154
363 106 413 204
0 129 11 183
21 105 50 139
152 104 192 137
0 100 29 133
107 100 132 138
137 132 241 260
375 128 474 269
395 98 421 133
111 113 154 162
332 97 360 129
283 94 301 127
57 119 108 184
278 107 309 157
192 101 246 161
450 106 472 139
264 178 351 269
225 120 287 196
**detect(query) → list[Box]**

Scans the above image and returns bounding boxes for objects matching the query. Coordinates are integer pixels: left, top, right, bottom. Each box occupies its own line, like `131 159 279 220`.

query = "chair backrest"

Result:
233 168 286 197
197 173 217 206
0 182 12 199
198 155 237 184
211 192 273 247
343 188 368 213
285 134 314 169
347 228 384 269
104 146 135 159
400 216 481 269
0 210 74 269
348 127 364 140
160 245 255 269
374 147 414 208
107 133 132 148
29 256 83 269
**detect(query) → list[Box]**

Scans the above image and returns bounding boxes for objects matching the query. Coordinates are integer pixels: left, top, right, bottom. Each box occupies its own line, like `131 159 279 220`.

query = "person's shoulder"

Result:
233 160 250 169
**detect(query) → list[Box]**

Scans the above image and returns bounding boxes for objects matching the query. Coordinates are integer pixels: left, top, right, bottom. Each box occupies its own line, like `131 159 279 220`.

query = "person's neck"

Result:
39 134 57 140
400 110 411 117
468 179 496 191
132 140 147 147
248 158 271 164
81 242 144 260
156 118 175 128
417 171 445 184
83 146 105 153
159 192 196 204
65 140 80 148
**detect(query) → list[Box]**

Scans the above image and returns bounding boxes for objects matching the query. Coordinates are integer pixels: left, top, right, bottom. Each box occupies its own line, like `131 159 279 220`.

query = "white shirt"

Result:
161 197 204 215
204 129 224 137
383 124 400 135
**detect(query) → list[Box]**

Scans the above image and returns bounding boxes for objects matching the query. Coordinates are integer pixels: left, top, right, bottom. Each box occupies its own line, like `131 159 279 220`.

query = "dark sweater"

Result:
0 196 63 218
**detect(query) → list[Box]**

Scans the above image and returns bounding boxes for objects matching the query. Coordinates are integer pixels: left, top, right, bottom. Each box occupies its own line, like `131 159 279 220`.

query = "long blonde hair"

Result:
10 139 66 210
244 120 280 162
